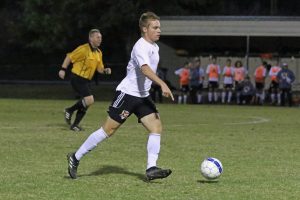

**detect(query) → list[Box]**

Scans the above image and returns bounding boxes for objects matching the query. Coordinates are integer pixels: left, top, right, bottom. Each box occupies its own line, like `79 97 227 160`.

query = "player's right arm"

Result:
58 55 71 79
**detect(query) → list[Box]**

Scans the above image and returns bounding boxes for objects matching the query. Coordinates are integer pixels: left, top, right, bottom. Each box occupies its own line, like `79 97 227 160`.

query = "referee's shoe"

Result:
146 166 172 181
64 109 73 125
67 152 79 179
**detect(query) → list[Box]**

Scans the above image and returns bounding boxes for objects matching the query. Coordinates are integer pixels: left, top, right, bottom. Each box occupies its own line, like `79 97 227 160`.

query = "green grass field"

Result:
0 99 299 200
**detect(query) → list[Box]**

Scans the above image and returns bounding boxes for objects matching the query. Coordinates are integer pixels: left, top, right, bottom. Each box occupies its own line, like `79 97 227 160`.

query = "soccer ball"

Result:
200 157 223 180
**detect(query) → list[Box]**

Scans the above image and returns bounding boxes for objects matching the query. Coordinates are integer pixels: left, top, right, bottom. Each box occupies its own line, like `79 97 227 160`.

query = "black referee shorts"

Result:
108 91 158 124
70 73 92 98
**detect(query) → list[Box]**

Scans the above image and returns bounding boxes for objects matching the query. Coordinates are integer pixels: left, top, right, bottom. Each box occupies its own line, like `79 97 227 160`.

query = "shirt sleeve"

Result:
133 46 151 68
68 45 86 63
206 65 210 74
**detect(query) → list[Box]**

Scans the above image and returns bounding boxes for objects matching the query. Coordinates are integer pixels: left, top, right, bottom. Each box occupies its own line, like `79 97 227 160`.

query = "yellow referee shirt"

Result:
68 43 104 80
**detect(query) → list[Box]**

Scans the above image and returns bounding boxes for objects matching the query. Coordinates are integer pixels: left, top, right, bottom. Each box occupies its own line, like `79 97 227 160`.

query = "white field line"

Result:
0 116 270 130
223 116 270 125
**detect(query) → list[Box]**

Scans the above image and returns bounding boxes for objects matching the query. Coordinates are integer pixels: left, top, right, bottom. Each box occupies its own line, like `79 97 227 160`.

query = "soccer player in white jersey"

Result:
221 59 235 104
66 12 174 181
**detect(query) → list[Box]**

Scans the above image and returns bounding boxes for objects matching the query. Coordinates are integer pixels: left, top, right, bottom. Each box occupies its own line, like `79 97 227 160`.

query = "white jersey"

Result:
116 37 159 97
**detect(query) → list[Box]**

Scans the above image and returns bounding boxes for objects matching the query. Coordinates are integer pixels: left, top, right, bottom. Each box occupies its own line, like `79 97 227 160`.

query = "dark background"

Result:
1 0 300 81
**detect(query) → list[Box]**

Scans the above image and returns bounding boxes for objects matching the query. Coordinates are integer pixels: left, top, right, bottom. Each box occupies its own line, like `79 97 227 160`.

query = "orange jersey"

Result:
206 64 220 81
254 65 266 83
180 68 190 85
223 66 234 77
269 66 281 82
234 67 247 81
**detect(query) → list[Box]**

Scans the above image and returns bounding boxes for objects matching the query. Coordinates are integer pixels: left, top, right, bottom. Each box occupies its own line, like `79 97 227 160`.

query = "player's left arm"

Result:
96 57 111 75
97 67 111 75
141 65 174 101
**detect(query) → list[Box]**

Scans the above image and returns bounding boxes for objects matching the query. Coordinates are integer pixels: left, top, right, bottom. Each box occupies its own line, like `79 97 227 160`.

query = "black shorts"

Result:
224 84 233 89
255 82 265 90
269 81 279 90
208 81 219 89
191 84 203 91
198 84 203 91
180 85 190 93
70 73 92 97
108 91 158 124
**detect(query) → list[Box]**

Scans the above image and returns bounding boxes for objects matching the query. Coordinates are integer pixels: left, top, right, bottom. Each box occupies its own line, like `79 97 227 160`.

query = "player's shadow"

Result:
79 165 147 181
197 180 219 184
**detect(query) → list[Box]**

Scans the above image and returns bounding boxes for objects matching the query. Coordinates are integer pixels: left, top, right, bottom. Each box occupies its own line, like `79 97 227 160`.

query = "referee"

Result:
58 29 111 131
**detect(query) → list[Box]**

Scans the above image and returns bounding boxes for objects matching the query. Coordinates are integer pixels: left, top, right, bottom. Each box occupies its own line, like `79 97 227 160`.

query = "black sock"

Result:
72 108 87 127
68 99 86 113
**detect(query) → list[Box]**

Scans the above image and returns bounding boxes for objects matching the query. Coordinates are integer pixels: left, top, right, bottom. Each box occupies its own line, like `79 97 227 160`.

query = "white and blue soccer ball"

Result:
200 157 223 180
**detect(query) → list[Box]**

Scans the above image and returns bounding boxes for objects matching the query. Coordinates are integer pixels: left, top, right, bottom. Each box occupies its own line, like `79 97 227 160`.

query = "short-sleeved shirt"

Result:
206 64 221 82
116 37 159 97
222 66 235 84
180 68 190 86
254 65 267 83
234 67 248 82
269 66 281 82
68 43 104 80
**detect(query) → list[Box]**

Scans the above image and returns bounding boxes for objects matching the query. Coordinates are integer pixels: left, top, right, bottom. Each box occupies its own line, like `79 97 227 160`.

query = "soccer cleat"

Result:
146 166 172 181
64 109 73 125
67 152 79 179
70 125 83 132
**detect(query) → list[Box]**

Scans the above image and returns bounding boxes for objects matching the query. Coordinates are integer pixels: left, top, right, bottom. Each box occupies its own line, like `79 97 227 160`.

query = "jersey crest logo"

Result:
119 110 130 120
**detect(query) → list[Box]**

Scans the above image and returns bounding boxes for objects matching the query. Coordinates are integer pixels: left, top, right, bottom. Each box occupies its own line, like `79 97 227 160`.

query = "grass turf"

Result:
0 99 299 200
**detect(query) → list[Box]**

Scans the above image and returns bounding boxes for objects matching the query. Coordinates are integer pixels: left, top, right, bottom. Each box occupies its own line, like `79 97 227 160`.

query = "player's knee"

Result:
150 122 163 133
103 126 117 137
84 96 94 106
154 126 162 134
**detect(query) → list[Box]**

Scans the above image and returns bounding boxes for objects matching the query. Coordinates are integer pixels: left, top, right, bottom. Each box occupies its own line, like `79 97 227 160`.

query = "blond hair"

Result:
89 29 100 37
139 12 160 34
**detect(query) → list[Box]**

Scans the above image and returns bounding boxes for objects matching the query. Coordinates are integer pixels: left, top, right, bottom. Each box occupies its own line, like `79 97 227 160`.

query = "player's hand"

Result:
161 83 174 101
58 70 65 79
104 68 111 75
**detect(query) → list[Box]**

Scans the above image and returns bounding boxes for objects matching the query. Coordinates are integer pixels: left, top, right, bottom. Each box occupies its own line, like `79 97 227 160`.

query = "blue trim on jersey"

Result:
207 157 223 173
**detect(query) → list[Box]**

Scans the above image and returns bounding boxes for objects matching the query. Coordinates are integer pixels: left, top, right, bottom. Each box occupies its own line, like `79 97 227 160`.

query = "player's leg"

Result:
178 87 183 104
140 113 172 180
67 117 121 179
71 95 94 131
197 84 203 104
64 77 84 125
260 83 265 104
66 76 93 131
280 89 285 106
270 87 275 104
221 86 226 104
208 82 213 103
75 116 121 161
227 86 233 103
213 83 219 103
183 85 188 104
287 88 293 107
67 91 129 179
276 87 281 105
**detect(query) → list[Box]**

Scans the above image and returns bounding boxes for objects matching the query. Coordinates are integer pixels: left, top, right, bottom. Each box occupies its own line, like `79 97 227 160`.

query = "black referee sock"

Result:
72 108 87 127
68 99 86 113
